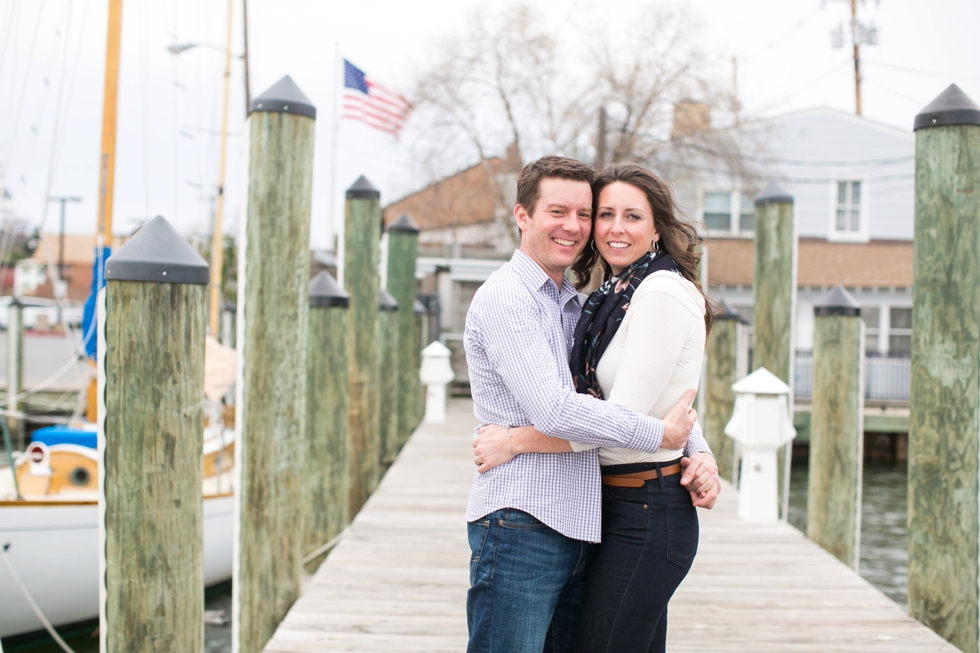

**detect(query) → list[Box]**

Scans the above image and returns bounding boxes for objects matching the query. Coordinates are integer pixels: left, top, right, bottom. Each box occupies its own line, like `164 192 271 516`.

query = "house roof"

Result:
383 158 505 231
38 233 130 265
737 105 915 142
705 237 912 288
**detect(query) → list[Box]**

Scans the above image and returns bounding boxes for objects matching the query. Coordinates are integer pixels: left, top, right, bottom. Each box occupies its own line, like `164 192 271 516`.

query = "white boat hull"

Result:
0 495 234 639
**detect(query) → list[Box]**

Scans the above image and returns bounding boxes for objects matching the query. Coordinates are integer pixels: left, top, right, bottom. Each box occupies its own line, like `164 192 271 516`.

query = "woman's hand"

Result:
472 424 517 473
680 452 720 509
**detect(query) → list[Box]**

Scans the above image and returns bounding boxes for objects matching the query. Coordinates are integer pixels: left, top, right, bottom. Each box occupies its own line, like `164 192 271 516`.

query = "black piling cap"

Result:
814 284 861 317
914 84 980 131
249 75 316 120
105 216 209 285
222 299 237 312
754 180 793 207
386 214 420 234
347 175 380 200
379 289 399 312
414 298 427 314
713 298 748 324
309 271 349 308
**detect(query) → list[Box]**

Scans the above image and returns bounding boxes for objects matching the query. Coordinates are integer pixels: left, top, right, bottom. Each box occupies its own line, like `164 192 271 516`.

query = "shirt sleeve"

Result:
473 284 666 452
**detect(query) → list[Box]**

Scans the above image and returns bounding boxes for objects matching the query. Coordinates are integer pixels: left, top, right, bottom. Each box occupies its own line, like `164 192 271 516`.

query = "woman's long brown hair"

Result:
571 163 714 335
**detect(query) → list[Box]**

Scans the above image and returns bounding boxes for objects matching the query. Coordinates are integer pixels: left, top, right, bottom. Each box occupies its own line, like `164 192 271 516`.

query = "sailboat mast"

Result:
209 0 234 336
97 0 123 246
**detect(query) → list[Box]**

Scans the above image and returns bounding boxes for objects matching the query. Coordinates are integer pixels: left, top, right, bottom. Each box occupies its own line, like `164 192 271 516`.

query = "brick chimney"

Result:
671 100 711 139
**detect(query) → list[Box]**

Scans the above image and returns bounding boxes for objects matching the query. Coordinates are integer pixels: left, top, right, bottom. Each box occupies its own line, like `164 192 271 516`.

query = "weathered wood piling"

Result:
807 285 864 570
752 181 797 519
414 298 428 430
907 83 980 652
6 297 23 445
344 176 382 516
378 289 399 468
385 214 421 446
703 300 748 483
99 215 209 653
234 75 315 653
304 271 350 572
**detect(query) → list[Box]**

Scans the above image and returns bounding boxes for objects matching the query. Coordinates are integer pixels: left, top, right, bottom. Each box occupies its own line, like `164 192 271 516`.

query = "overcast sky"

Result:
0 0 977 250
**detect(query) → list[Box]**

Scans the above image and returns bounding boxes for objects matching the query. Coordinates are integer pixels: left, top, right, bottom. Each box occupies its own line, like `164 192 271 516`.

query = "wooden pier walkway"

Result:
263 398 956 653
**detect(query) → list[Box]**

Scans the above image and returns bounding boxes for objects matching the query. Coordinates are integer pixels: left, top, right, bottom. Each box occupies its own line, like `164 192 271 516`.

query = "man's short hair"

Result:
516 155 596 217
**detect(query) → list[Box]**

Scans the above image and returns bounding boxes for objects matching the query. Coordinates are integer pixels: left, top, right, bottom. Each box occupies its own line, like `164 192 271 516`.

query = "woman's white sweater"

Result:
570 270 707 465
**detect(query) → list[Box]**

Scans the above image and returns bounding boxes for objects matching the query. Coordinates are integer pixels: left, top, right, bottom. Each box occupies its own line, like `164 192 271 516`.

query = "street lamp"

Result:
167 42 226 56
166 3 234 336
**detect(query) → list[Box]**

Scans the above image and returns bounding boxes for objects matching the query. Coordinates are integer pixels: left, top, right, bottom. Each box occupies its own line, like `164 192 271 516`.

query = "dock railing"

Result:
794 350 910 404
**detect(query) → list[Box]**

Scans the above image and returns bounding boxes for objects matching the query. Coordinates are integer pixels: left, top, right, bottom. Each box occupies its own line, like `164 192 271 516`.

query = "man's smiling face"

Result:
514 177 593 286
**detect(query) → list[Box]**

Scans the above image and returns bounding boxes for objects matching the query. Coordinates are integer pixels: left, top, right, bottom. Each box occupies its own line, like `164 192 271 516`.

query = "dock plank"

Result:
263 398 956 652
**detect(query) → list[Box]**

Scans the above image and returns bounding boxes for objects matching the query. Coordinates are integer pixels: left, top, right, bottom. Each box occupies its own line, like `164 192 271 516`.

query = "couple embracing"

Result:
464 155 721 653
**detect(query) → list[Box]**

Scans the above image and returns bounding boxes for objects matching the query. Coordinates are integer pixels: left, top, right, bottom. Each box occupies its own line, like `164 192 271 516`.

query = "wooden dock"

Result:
263 398 956 653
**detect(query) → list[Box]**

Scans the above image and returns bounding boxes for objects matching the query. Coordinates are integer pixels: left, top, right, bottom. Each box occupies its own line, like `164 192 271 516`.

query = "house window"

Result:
704 190 755 235
889 307 912 354
861 307 879 353
739 193 754 234
835 181 862 232
704 192 731 231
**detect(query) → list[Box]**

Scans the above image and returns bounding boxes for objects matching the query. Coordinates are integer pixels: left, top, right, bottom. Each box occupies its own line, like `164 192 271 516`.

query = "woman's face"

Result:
594 181 659 275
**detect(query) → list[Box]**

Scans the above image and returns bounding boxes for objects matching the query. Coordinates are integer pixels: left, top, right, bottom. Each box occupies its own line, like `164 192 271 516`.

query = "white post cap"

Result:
731 367 791 396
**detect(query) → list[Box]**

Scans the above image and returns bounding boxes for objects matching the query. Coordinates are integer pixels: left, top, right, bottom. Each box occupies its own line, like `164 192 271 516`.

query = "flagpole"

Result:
330 44 343 283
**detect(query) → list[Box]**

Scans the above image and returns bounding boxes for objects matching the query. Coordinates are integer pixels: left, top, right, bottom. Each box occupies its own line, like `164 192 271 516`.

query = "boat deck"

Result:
256 397 954 652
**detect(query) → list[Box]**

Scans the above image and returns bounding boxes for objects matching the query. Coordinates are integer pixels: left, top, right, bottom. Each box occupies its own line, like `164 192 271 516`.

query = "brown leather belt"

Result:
601 463 682 488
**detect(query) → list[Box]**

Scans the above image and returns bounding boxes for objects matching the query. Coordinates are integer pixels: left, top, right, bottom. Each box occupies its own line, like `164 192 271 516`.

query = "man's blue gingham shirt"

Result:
464 249 711 543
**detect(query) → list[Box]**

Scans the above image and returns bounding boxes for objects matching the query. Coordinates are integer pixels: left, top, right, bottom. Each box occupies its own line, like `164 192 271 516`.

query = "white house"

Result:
660 106 915 363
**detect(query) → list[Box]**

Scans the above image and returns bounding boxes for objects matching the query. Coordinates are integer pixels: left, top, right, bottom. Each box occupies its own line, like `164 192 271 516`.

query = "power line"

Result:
863 79 929 108
863 58 980 82
742 5 823 62
679 141 913 167
652 158 914 186
755 57 853 116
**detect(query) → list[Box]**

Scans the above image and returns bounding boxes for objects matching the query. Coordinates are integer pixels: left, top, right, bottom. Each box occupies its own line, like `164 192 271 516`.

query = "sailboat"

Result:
1 0 242 640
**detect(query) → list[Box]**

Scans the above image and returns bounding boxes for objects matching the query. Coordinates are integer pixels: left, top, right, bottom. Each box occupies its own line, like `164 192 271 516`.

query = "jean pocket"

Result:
665 503 699 569
468 518 492 563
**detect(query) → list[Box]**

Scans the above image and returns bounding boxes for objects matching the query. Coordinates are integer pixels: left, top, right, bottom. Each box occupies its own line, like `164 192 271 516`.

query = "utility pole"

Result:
829 0 879 116
242 0 251 113
47 196 82 283
595 107 608 171
731 56 741 126
850 0 861 115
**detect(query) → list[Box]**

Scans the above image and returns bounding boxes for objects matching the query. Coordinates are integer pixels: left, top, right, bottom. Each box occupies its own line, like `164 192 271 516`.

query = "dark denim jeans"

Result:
467 508 595 653
572 461 699 653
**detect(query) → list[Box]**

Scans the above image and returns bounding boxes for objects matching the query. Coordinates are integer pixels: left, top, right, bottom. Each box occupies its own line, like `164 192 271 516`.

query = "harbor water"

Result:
788 460 909 609
2 584 232 653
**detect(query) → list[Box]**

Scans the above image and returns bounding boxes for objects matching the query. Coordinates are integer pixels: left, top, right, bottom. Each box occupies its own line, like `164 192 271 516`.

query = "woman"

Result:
472 162 713 652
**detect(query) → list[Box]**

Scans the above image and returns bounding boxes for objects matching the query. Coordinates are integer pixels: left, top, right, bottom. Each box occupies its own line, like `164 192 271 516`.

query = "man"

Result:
463 156 719 653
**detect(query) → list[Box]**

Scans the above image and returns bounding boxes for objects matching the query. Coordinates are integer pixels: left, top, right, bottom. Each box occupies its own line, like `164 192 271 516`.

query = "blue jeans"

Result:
467 508 595 653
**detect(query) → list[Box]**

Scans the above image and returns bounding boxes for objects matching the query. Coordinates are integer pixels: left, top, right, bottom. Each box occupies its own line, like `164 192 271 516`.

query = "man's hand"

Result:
680 452 720 509
661 389 698 450
472 424 517 473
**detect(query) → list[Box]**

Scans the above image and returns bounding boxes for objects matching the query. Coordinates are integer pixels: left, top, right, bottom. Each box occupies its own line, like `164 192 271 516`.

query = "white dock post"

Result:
725 367 797 521
419 341 454 424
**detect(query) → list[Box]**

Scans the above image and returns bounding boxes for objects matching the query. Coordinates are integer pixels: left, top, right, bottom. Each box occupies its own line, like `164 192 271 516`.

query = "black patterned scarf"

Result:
570 251 680 398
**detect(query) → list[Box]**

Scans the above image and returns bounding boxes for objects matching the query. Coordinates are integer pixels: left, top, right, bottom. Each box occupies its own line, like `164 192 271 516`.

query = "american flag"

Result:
343 59 411 137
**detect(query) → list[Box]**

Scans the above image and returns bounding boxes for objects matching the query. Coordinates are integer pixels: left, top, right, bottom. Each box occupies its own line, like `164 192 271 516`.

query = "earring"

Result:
652 239 660 253
590 240 597 253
